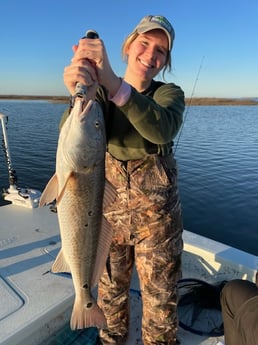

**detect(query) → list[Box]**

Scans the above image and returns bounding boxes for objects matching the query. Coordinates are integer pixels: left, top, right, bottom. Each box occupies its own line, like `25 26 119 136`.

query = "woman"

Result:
220 272 258 345
63 15 185 345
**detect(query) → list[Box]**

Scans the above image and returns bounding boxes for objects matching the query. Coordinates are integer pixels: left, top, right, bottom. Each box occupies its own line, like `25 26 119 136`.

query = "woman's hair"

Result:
121 31 172 79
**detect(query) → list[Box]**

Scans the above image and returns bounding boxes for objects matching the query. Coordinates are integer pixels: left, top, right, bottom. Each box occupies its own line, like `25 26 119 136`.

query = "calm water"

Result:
0 100 257 256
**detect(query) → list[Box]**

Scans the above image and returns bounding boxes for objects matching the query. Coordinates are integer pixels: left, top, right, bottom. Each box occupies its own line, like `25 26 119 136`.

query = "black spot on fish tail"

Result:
86 302 93 309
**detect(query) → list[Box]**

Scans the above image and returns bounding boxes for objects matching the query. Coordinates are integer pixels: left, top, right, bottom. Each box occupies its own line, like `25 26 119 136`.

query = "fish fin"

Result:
55 171 74 204
39 174 58 206
103 179 117 209
70 298 107 330
51 249 71 273
91 216 113 287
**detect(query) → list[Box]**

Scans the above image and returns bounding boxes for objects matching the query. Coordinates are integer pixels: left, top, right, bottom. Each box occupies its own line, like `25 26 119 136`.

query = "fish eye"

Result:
95 121 100 128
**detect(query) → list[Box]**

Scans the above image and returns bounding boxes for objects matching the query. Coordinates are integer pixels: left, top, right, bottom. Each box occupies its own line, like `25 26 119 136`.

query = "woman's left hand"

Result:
63 58 98 97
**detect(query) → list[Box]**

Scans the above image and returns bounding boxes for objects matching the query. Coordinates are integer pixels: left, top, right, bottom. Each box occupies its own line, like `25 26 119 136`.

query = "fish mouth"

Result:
79 100 94 122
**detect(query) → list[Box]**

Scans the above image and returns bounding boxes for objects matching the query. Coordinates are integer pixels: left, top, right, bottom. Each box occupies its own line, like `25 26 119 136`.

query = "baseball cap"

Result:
133 15 175 51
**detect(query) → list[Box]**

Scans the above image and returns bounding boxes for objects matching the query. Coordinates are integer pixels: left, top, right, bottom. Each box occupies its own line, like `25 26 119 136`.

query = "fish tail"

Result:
70 299 107 330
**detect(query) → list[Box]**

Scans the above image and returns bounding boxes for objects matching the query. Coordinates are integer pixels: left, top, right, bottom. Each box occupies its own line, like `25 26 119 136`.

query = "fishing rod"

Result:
0 112 41 208
174 55 205 153
0 113 18 187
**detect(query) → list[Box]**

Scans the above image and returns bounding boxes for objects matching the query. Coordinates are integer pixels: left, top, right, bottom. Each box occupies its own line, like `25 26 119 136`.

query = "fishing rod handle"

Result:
75 30 99 97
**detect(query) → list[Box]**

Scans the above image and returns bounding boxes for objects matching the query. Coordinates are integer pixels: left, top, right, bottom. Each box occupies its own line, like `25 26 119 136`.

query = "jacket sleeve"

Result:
119 83 185 144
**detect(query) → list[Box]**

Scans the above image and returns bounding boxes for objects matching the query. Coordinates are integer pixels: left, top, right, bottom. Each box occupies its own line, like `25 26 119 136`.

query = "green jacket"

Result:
61 80 185 161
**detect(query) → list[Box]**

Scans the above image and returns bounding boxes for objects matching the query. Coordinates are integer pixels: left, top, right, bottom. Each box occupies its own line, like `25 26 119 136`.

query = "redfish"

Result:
40 96 115 330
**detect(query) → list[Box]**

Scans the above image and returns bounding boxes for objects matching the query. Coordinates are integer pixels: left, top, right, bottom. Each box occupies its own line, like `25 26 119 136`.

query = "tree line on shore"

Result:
0 95 257 106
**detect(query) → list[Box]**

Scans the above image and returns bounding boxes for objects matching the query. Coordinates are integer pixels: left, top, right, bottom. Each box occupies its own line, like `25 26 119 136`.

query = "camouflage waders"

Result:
98 152 183 345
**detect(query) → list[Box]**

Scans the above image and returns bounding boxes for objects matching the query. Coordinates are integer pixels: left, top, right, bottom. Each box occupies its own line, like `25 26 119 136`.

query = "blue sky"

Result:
0 0 257 98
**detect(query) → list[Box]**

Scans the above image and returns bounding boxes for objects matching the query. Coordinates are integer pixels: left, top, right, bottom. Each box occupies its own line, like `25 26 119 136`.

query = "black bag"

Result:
178 278 227 336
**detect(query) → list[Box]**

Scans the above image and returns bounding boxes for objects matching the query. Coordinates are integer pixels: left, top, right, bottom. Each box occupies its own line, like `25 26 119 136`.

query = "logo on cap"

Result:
150 15 173 34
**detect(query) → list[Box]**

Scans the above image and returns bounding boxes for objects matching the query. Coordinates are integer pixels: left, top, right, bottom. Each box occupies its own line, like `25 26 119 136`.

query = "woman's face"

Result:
126 29 169 82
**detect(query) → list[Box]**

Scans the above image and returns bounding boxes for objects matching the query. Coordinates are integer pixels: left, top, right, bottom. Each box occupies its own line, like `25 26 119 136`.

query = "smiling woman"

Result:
62 14 185 345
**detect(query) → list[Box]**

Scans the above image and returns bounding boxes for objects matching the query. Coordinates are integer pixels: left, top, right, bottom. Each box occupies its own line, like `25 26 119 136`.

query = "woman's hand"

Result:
63 57 97 96
71 37 121 98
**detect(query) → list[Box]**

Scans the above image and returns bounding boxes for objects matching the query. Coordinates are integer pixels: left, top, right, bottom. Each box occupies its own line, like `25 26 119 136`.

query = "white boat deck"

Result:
0 203 257 345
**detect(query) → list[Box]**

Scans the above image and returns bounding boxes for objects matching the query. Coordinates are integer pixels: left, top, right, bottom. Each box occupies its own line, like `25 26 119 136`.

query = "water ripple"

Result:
175 105 258 255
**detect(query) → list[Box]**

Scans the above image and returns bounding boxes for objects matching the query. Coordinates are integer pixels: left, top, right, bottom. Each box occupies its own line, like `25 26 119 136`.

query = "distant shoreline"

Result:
0 95 258 106
0 95 70 104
